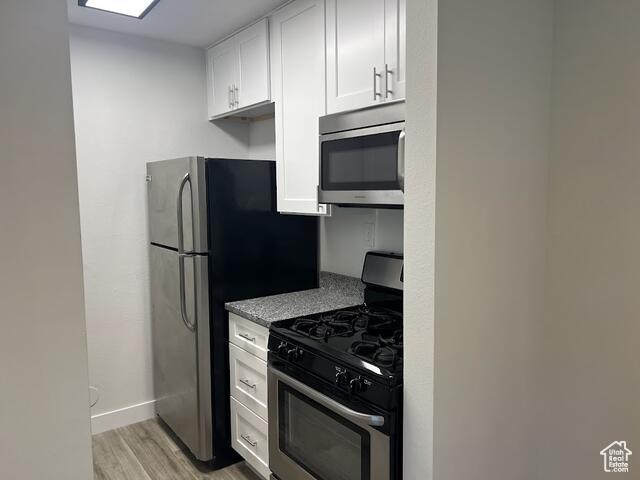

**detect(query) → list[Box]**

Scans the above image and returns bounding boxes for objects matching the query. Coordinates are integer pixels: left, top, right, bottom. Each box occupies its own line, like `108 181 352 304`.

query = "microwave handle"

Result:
397 129 406 192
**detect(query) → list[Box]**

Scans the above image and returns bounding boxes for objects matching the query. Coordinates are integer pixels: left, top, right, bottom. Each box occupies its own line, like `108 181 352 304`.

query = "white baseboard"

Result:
91 399 156 435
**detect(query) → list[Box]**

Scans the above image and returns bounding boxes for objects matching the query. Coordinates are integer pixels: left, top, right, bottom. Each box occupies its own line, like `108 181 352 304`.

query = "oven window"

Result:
279 384 371 480
321 131 401 191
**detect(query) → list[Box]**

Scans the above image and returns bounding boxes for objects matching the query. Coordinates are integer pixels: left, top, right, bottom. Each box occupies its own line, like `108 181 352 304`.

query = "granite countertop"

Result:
225 272 364 328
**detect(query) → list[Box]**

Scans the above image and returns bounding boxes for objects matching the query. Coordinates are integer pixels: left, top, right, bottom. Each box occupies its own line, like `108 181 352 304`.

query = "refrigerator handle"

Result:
177 173 191 255
177 173 196 332
178 254 196 332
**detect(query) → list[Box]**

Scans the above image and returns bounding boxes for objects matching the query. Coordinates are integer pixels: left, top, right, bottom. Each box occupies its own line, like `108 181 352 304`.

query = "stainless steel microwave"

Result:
319 102 405 207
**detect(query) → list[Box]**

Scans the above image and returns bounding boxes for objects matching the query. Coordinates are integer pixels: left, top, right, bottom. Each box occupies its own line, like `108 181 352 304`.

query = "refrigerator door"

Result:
147 157 208 254
149 244 212 460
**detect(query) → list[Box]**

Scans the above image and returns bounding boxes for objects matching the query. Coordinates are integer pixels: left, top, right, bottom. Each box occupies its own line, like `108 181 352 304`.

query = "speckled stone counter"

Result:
225 272 364 328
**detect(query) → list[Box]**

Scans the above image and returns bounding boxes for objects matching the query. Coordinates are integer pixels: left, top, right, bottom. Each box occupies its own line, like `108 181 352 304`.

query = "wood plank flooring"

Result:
93 419 261 480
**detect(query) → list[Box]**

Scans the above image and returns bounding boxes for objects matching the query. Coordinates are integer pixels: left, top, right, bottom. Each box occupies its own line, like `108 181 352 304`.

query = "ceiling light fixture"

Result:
78 0 161 19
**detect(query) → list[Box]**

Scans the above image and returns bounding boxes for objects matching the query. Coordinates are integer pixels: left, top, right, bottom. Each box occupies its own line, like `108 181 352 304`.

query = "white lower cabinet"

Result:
228 316 270 479
230 397 270 479
229 343 268 421
229 312 269 361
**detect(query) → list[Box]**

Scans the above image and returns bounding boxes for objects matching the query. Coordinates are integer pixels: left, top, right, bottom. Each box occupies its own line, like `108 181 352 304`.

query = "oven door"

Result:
268 366 391 480
319 122 405 207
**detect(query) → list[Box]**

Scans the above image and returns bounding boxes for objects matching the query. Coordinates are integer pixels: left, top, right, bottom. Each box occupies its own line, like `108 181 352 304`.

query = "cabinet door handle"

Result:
239 332 256 342
228 85 234 109
241 434 257 447
239 378 257 389
373 67 382 100
234 85 239 106
385 64 393 99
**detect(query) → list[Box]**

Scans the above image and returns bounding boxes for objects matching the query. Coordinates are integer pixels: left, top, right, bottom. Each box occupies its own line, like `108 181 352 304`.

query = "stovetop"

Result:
270 303 403 378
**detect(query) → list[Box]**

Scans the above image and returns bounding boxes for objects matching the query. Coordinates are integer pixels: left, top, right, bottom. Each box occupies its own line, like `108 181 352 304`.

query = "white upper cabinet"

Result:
387 0 406 100
236 21 271 110
326 0 406 114
271 0 330 215
207 40 238 118
206 19 270 119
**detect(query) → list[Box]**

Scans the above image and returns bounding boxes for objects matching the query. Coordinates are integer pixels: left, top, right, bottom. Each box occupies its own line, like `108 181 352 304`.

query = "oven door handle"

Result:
271 368 385 427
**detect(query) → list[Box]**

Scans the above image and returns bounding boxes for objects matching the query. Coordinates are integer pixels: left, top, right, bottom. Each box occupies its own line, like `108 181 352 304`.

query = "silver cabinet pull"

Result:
373 67 382 100
239 332 256 342
241 434 257 447
397 129 406 192
177 173 196 332
385 64 393 99
228 85 234 109
239 378 257 389
234 85 239 107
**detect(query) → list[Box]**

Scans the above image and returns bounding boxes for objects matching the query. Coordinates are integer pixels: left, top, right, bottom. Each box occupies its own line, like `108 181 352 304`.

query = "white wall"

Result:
408 1 553 479
403 0 438 478
248 117 277 160
321 208 404 277
0 1 93 479
69 25 251 433
539 2 640 477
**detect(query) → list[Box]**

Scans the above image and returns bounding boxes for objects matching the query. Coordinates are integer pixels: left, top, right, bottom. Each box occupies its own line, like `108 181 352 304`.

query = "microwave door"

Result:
319 123 405 207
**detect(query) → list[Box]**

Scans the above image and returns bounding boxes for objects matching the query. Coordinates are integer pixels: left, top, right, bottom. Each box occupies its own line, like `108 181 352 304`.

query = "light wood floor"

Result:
93 418 261 480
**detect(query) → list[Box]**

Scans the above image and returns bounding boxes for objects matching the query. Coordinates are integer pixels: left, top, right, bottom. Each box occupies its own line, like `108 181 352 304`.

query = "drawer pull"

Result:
239 378 257 389
239 332 256 342
241 434 257 447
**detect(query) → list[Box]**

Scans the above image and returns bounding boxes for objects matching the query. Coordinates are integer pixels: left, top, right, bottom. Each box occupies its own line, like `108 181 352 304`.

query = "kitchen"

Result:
2 2 639 480
72 0 405 479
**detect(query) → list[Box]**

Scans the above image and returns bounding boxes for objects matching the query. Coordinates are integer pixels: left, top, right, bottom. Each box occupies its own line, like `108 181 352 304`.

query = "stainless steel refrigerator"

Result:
146 157 318 465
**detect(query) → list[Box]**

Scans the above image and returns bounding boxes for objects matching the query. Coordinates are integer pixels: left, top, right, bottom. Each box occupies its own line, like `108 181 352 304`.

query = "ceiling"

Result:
67 0 286 48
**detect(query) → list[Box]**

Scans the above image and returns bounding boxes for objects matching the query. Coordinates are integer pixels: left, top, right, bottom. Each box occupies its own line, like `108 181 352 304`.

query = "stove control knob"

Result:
349 376 365 394
335 371 349 388
287 348 303 362
276 342 288 356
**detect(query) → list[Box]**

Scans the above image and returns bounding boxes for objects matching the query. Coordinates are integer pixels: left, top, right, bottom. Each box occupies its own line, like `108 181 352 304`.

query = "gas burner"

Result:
380 329 403 348
290 318 318 335
349 340 402 368
322 309 360 324
365 319 398 336
291 317 355 341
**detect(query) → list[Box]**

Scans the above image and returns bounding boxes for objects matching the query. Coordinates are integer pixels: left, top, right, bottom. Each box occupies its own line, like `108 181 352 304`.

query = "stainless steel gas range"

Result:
267 252 404 480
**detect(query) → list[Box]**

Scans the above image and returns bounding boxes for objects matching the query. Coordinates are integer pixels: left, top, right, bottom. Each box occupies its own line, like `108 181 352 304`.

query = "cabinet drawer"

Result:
229 313 269 361
230 397 269 479
229 343 268 421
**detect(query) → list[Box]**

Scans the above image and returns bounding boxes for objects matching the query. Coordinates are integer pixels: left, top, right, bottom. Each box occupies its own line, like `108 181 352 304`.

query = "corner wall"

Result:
403 0 438 478
69 25 251 433
540 2 640 477
431 0 553 478
0 1 93 478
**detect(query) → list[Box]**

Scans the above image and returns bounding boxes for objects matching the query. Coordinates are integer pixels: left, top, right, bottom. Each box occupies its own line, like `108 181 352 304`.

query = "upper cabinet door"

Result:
271 0 330 215
385 0 406 101
206 38 238 119
326 0 405 114
326 0 387 114
236 19 270 110
206 19 271 119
